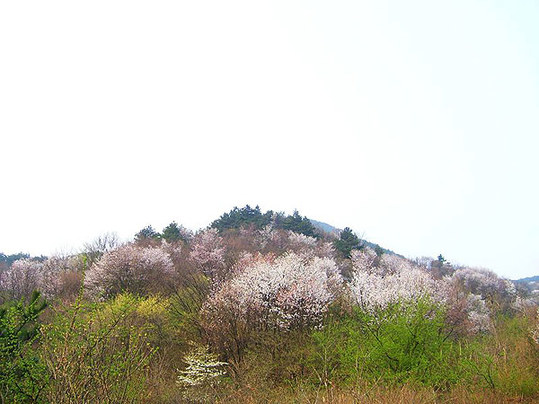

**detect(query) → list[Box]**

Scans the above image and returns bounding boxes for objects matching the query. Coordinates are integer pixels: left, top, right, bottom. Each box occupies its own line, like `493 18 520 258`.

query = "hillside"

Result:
0 205 538 403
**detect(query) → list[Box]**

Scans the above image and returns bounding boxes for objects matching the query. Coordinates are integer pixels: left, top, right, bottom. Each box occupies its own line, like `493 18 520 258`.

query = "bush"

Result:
311 299 469 389
40 293 157 403
0 291 48 403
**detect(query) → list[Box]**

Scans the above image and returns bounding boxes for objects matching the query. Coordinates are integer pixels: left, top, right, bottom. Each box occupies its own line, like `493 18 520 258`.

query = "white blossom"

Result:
532 307 539 345
351 266 447 313
203 252 342 331
177 344 227 387
465 293 493 334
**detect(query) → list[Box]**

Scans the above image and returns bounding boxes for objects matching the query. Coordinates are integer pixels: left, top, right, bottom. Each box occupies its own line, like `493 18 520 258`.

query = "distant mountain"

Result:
514 275 539 283
309 219 398 256
309 219 339 235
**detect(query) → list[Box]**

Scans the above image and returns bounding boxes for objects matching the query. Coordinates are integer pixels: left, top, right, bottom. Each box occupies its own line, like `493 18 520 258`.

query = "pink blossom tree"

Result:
0 258 44 300
189 229 226 280
85 244 175 299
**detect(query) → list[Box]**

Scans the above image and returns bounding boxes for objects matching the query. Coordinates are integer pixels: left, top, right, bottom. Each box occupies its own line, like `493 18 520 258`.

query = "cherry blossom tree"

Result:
464 293 493 334
0 258 44 301
201 252 342 365
40 255 86 299
452 267 516 311
189 229 226 280
350 259 448 313
203 252 342 330
85 244 175 299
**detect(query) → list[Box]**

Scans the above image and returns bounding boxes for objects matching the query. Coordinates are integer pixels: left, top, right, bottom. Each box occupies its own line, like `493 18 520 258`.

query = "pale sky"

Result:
1 1 538 279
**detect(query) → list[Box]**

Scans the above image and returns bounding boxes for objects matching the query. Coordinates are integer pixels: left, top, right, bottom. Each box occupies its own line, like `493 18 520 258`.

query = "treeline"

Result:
0 206 538 403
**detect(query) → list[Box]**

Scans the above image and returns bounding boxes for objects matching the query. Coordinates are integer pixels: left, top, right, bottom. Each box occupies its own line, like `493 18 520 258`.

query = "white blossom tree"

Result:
350 259 448 313
201 252 342 365
204 252 341 329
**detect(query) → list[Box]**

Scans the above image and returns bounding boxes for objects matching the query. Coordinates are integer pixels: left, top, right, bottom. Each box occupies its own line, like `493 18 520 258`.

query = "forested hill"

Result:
0 204 538 402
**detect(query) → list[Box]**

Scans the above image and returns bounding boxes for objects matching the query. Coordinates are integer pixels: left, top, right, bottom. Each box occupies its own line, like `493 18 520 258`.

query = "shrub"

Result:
177 343 227 402
311 299 469 389
0 291 48 403
40 293 157 403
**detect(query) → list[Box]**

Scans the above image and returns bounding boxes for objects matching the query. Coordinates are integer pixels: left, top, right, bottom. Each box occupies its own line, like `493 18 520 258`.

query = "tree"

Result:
161 221 186 243
82 233 121 266
41 294 156 403
0 259 44 302
0 252 31 268
134 225 160 242
201 252 342 370
333 227 362 259
279 210 318 239
350 252 449 313
189 229 226 281
85 244 175 299
211 205 273 232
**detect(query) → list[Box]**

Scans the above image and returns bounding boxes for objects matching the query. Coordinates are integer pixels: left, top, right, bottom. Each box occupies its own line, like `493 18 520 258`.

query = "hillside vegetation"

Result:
1 206 538 403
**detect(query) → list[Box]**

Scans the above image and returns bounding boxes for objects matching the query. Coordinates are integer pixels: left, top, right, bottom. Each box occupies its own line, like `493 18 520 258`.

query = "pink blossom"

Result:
189 229 226 279
85 244 175 299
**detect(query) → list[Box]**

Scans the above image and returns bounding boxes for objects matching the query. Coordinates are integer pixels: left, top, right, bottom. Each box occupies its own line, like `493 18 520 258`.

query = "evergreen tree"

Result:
279 210 319 238
162 221 185 242
211 205 273 232
334 227 363 258
134 225 160 242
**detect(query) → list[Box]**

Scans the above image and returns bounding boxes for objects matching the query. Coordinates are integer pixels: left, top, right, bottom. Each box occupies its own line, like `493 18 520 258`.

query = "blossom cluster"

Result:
189 228 226 279
0 256 84 300
532 307 539 345
85 244 175 299
203 252 342 331
350 249 448 312
452 267 515 300
177 344 227 387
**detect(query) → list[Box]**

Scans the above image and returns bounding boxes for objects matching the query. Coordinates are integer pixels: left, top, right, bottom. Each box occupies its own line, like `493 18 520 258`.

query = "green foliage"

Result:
311 299 470 389
169 273 210 341
437 254 446 264
210 206 320 239
478 313 539 396
134 225 161 241
0 252 31 268
40 293 157 403
211 205 274 232
333 227 363 259
279 210 319 239
161 221 185 242
0 291 48 403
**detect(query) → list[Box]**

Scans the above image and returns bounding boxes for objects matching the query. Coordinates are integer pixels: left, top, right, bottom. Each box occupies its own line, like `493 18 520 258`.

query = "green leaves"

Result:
0 291 48 403
333 227 362 259
312 299 469 388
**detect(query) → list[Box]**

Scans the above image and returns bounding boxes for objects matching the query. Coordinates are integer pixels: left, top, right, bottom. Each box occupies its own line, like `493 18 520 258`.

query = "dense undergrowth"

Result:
1 206 538 403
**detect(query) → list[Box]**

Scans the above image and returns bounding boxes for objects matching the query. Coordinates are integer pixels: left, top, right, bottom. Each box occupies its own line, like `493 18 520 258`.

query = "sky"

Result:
1 1 538 279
